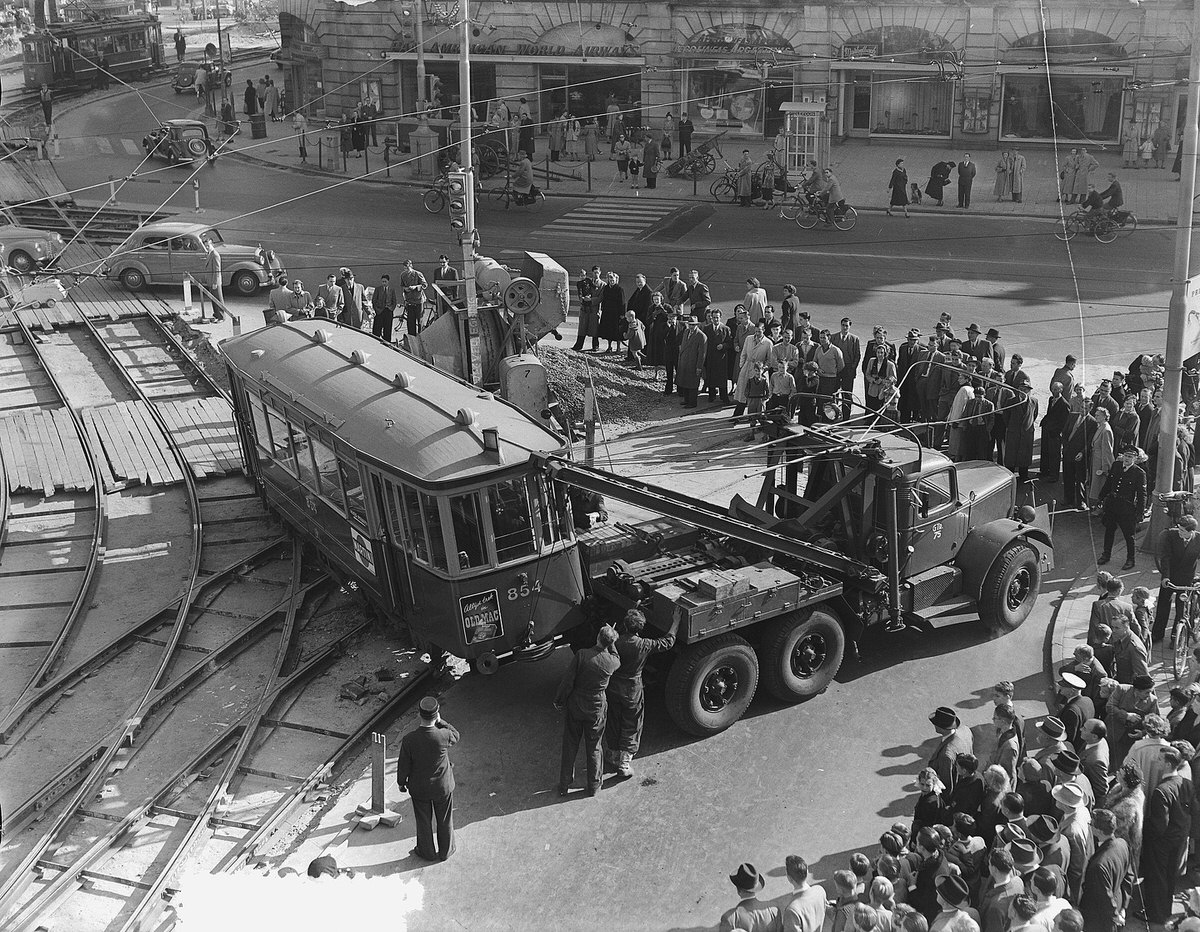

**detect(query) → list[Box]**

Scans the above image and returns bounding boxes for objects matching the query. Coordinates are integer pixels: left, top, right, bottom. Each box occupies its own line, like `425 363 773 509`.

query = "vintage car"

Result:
0 223 65 273
171 59 226 94
104 222 284 296
142 119 216 164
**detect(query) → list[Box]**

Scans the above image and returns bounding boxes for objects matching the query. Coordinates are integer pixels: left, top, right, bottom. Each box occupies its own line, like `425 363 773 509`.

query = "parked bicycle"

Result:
709 163 740 203
779 193 858 231
422 173 450 213
1163 579 1200 679
1054 208 1138 244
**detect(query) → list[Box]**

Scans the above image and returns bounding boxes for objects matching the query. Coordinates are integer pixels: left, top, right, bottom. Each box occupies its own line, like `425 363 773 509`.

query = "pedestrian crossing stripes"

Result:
536 201 681 241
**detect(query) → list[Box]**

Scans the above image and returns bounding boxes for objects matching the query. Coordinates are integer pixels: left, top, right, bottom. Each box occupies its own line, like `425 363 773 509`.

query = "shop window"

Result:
264 406 296 475
338 457 367 529
687 62 765 136
490 478 537 563
869 76 951 136
1001 75 1122 142
450 493 488 570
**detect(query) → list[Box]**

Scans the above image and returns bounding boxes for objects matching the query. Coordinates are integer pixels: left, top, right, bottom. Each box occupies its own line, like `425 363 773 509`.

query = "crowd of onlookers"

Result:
721 670 1200 932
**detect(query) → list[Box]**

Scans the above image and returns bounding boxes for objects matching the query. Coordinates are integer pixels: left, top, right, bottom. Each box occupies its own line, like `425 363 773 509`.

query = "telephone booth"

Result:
779 101 831 174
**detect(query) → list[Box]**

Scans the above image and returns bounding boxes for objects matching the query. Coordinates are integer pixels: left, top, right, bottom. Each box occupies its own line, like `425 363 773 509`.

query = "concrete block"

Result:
356 814 381 830
377 811 402 828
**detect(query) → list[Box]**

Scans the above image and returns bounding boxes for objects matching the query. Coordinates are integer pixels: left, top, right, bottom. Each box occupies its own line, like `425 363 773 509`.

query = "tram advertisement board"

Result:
1185 275 1200 357
460 589 503 644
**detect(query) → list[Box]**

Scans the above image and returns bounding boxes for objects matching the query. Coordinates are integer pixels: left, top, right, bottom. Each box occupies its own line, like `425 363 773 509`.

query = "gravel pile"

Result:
540 346 671 435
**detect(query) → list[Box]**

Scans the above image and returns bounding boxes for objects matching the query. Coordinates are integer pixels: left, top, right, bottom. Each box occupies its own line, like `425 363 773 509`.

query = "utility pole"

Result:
457 0 482 386
1150 0 1200 542
414 0 426 114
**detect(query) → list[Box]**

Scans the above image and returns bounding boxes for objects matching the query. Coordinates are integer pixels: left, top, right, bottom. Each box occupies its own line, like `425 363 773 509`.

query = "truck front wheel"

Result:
979 542 1040 631
759 609 845 703
665 634 759 737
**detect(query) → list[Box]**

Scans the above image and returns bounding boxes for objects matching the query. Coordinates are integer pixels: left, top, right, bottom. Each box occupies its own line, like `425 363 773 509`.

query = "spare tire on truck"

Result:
665 634 758 737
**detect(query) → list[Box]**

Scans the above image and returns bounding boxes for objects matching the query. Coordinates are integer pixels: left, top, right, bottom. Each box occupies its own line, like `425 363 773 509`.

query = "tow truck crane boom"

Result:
540 456 886 594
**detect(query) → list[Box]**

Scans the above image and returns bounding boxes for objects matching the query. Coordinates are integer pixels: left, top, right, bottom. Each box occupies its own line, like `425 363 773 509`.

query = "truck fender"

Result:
957 519 1054 601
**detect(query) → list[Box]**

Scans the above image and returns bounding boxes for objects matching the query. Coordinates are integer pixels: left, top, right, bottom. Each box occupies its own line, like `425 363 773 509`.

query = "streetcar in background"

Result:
21 14 164 90
221 319 587 671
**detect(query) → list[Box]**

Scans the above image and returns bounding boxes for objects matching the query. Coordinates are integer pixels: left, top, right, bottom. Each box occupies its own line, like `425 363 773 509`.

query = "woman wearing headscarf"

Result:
742 277 768 324
993 151 1011 201
597 271 626 354
887 158 910 218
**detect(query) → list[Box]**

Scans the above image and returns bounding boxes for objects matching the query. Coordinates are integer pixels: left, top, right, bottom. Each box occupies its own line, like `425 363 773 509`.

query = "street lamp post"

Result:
415 1 426 116
1150 0 1200 541
457 0 482 386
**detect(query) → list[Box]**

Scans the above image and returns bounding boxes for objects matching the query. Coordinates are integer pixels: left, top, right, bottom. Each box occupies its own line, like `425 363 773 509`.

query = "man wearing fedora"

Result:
1016 757 1056 817
929 706 974 793
719 862 780 932
1027 813 1070 876
1051 782 1093 901
986 327 1006 371
1032 716 1070 775
962 323 990 367
978 848 1024 932
930 873 976 931
1056 671 1094 752
1142 744 1194 926
1106 673 1162 766
1080 807 1132 932
1008 837 1044 887
555 625 620 797
396 696 460 862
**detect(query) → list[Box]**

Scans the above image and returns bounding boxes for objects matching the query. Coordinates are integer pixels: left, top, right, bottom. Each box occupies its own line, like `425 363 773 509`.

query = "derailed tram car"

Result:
222 320 586 667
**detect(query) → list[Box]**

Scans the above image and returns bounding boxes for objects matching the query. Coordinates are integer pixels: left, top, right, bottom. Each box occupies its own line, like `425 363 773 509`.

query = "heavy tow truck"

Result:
540 417 1054 736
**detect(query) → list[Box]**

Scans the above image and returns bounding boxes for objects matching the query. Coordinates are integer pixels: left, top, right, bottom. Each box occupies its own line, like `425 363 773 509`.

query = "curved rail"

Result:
0 316 107 711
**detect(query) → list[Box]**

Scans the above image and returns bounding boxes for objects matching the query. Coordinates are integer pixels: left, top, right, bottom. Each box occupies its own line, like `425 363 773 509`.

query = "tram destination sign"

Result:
460 589 503 645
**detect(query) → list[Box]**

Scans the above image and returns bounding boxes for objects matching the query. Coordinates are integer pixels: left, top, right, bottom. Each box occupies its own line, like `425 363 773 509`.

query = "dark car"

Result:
171 59 226 94
143 119 216 164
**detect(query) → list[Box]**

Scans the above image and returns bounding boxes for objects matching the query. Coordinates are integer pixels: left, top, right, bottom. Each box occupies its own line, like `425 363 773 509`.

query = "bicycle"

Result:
709 164 739 203
488 185 546 210
422 173 450 214
786 194 858 231
1162 579 1200 679
1054 209 1120 244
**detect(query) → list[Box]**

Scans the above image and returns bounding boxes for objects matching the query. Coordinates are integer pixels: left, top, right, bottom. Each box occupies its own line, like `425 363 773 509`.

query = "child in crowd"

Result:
623 309 646 369
768 362 796 420
829 869 860 932
849 852 874 900
744 361 770 441
1130 586 1153 643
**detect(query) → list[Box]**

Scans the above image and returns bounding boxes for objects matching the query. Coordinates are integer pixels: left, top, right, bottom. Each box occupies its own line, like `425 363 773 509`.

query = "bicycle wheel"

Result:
1118 211 1138 238
795 207 819 230
700 152 716 175
833 205 858 232
779 197 802 222
489 188 512 209
709 178 736 202
478 144 501 179
1054 216 1079 241
1174 615 1195 680
1094 217 1118 244
422 188 446 214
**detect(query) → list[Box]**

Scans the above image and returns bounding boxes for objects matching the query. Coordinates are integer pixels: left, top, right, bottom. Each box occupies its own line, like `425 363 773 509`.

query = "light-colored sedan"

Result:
0 224 65 273
104 221 285 296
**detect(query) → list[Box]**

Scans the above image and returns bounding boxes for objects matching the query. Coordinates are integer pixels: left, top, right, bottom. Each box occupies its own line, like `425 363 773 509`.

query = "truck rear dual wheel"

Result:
665 634 758 736
759 609 844 703
979 542 1040 631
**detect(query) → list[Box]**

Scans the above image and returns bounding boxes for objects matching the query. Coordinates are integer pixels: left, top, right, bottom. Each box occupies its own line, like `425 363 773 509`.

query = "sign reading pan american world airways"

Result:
421 41 639 57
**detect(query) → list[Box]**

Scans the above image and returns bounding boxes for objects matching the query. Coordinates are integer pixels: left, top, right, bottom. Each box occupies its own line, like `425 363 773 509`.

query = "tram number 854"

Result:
508 580 543 600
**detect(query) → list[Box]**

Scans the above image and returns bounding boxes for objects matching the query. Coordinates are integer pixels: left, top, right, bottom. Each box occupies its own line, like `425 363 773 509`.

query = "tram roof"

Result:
221 320 568 485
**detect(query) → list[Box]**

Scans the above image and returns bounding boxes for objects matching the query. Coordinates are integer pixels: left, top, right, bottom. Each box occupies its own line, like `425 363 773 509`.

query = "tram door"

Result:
371 475 415 613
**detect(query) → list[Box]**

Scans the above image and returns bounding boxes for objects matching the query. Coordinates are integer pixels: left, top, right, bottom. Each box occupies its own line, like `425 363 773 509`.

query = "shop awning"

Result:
381 51 644 66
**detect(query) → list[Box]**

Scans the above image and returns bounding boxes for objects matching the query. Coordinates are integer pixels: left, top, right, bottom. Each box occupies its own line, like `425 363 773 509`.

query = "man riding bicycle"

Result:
1099 171 1124 217
513 150 541 205
814 168 847 224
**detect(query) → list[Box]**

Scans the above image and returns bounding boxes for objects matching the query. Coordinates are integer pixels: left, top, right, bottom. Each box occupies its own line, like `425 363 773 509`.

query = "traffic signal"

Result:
447 170 473 237
427 75 442 106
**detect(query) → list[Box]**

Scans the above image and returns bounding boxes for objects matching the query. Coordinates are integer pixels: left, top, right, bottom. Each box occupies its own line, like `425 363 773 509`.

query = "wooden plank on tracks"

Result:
111 403 154 486
91 405 134 485
160 399 215 478
29 409 61 495
130 401 182 485
52 406 89 492
0 415 25 492
78 408 115 491
35 408 68 494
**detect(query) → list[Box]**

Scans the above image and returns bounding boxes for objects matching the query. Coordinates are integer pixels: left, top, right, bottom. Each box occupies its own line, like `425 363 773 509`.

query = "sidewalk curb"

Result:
220 148 1180 225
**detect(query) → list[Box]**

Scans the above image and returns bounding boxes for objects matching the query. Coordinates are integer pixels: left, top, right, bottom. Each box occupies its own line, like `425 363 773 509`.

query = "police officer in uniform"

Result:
1097 445 1146 570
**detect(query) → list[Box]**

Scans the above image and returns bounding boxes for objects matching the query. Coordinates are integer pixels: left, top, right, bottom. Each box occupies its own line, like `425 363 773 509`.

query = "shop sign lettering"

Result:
460 589 504 645
422 41 637 57
839 43 879 60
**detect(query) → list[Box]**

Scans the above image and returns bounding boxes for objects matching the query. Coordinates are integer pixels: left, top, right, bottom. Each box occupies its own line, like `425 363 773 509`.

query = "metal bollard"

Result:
52 135 59 159
371 732 387 814
183 276 193 316
364 145 369 176
545 153 550 191
317 137 322 169
587 159 591 192
193 179 204 214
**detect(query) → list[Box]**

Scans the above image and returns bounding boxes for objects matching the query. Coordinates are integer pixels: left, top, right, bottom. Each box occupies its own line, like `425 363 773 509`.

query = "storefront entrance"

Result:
538 64 641 125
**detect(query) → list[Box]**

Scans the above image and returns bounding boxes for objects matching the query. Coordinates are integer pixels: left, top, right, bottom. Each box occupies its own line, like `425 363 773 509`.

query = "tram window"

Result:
450 493 487 570
310 434 344 513
293 426 318 494
113 35 130 54
338 457 367 529
131 32 146 49
382 482 405 544
401 487 429 563
264 407 296 475
420 493 449 570
490 478 536 563
245 393 271 464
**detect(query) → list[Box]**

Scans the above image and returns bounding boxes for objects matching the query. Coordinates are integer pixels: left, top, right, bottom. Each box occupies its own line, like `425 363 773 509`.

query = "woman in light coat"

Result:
548 112 566 161
581 118 599 161
993 151 1010 200
1090 406 1115 504
565 115 580 159
742 277 768 324
736 149 754 207
1122 128 1139 168
1073 146 1099 202
1059 148 1079 203
733 320 773 410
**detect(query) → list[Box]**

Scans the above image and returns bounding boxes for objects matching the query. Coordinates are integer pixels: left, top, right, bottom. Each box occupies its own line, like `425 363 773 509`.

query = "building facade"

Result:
277 0 1194 148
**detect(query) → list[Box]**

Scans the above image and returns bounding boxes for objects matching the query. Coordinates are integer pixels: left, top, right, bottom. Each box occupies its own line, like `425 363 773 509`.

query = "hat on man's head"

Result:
936 874 970 908
987 328 1000 339
1119 444 1138 456
1038 716 1066 740
1025 814 1060 844
1009 837 1042 872
1052 783 1086 809
1051 749 1081 775
967 323 981 334
1058 671 1087 691
994 822 1027 847
729 863 765 891
929 706 960 730
1132 674 1156 690
419 696 439 720
907 328 921 339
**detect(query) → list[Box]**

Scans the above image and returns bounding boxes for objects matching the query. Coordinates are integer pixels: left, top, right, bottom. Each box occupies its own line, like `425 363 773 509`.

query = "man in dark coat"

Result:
1097 446 1146 570
962 323 991 366
831 317 862 401
1080 808 1131 932
604 609 675 777
702 308 731 403
1004 376 1037 481
726 305 752 388
1141 746 1194 924
661 307 684 395
929 706 974 793
243 79 258 117
948 753 985 818
572 266 602 352
1155 515 1200 643
396 696 460 861
1057 671 1094 753
1062 403 1097 510
986 327 1007 371
957 154 977 208
555 625 621 797
1040 381 1070 482
897 328 928 422
371 273 397 342
676 315 707 409
337 267 365 329
686 269 711 318
678 113 694 156
642 136 660 189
